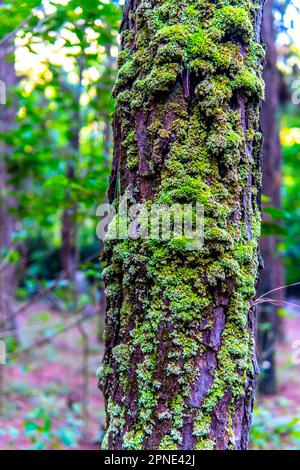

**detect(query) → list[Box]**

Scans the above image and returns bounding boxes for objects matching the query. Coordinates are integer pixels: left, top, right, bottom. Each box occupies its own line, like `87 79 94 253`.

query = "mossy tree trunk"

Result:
99 0 265 450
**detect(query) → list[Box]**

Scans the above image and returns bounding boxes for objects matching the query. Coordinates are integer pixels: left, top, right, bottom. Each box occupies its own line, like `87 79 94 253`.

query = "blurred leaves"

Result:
251 402 300 450
0 0 121 288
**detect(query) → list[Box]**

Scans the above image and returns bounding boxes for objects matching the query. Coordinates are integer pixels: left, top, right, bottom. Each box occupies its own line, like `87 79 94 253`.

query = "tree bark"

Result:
258 0 284 396
0 0 18 414
99 0 265 450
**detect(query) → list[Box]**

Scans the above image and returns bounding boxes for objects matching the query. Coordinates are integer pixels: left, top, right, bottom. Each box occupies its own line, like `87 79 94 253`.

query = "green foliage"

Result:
0 0 42 41
23 403 83 449
281 105 300 284
251 402 300 450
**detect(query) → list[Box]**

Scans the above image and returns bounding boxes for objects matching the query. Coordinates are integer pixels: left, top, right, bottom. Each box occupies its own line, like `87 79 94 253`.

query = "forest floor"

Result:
0 303 104 450
1 302 300 450
251 302 300 450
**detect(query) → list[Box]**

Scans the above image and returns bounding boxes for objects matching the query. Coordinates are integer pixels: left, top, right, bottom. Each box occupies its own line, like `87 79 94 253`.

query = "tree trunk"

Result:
0 1 18 414
0 20 18 330
258 0 284 396
61 163 77 279
61 68 82 281
99 0 265 450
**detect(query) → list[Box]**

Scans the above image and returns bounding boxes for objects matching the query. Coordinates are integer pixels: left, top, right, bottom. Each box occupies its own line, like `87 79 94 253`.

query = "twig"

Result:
253 297 300 311
0 250 100 328
255 281 300 301
0 272 66 329
8 308 95 359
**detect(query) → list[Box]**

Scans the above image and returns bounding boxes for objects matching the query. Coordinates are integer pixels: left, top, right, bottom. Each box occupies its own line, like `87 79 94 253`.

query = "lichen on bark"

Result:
99 0 264 450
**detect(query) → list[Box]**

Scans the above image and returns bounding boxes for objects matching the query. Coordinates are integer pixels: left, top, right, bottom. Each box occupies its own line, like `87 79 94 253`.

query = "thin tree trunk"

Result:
61 122 78 280
99 0 264 450
258 0 284 396
0 0 18 414
0 17 18 330
61 59 83 281
61 166 77 279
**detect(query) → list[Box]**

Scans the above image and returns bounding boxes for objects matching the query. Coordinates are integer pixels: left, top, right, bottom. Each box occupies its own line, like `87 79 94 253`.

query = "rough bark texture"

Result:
99 0 264 450
258 0 283 395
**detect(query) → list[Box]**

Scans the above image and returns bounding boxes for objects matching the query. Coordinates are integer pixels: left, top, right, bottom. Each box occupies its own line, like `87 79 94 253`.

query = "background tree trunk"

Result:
0 19 18 330
258 0 284 396
60 59 83 282
99 0 264 450
61 111 79 280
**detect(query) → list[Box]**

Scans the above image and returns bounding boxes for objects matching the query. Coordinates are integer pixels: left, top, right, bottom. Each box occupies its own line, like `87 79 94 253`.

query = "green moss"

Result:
155 43 184 65
212 42 242 72
102 399 126 449
232 68 265 99
123 130 139 170
195 440 216 450
135 64 180 97
172 333 199 359
197 75 233 117
212 5 254 43
114 59 137 92
206 226 233 245
112 343 131 374
159 436 178 450
96 364 113 384
206 262 226 286
166 363 181 376
189 29 214 58
193 414 211 438
157 24 191 46
123 430 145 450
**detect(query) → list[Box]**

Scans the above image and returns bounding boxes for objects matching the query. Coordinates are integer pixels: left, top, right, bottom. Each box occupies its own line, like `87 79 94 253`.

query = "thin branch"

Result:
8 307 95 359
253 297 300 311
0 315 68 338
1 271 66 329
0 250 100 328
256 281 300 301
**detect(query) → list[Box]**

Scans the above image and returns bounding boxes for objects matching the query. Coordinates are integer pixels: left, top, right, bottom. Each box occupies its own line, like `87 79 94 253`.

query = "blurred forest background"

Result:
1 0 300 450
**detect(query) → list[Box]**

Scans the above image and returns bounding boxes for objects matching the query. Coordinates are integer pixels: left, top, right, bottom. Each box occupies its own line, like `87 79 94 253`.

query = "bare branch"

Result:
8 307 95 359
